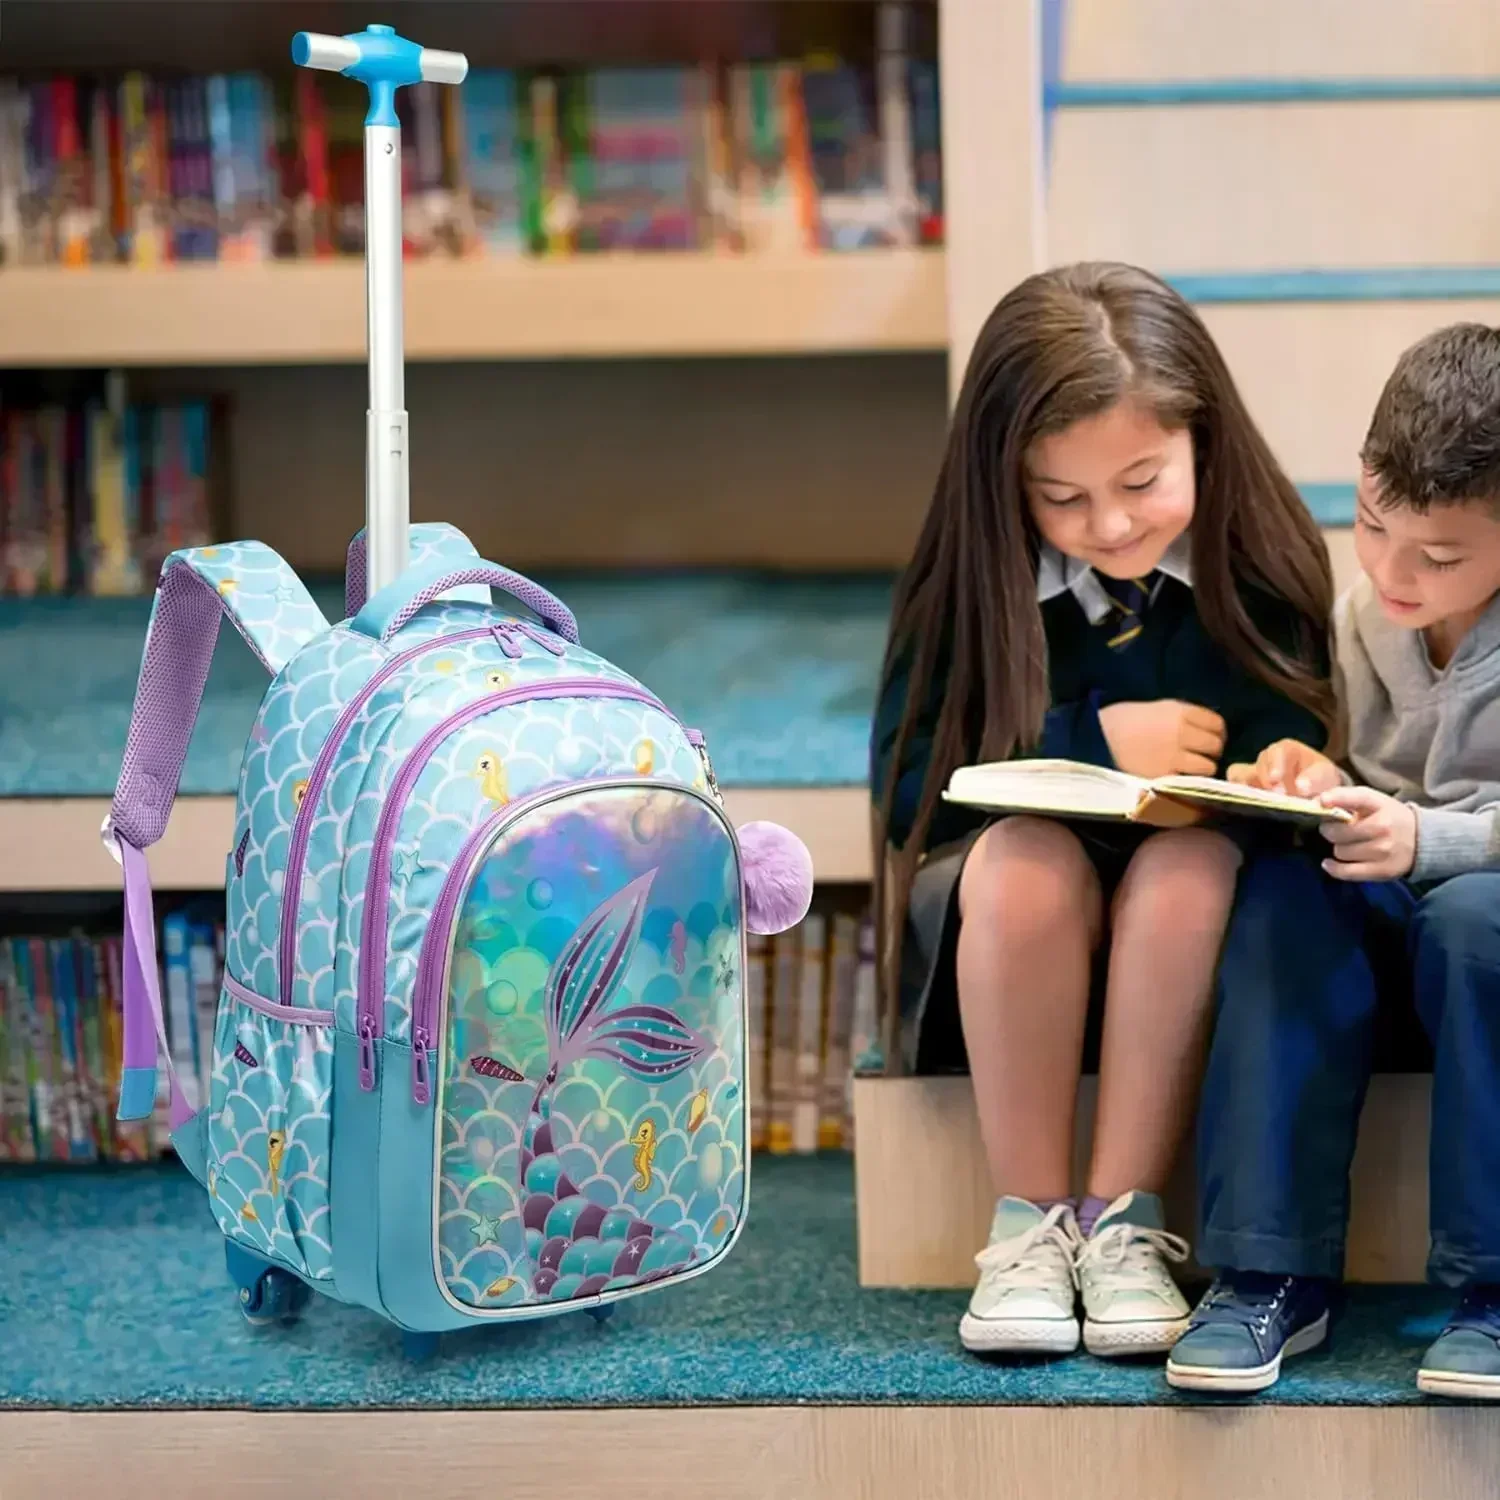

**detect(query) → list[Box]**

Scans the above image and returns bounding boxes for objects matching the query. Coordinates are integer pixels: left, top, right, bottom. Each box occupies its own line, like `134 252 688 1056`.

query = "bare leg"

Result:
1087 828 1242 1200
957 816 1104 1202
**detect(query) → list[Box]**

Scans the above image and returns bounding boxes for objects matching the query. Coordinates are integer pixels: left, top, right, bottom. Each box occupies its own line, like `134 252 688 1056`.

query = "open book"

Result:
942 759 1352 829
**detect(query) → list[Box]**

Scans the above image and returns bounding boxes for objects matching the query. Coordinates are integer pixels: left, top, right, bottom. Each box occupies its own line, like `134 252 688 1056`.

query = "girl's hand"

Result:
1224 739 1344 798
1317 786 1417 881
1099 700 1226 779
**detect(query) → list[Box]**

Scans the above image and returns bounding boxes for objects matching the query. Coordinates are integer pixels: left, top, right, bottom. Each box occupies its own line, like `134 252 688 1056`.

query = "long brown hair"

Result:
872 261 1337 1065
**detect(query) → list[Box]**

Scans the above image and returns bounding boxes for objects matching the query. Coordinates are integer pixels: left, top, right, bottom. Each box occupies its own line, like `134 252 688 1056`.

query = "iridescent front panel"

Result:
434 782 747 1313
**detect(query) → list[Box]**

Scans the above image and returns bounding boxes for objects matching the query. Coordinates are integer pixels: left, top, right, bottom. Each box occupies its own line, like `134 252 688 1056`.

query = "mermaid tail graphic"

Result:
470 868 711 1302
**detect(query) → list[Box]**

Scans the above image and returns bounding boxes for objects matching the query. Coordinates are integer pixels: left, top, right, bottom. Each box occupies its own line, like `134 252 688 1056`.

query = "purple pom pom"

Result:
737 820 814 935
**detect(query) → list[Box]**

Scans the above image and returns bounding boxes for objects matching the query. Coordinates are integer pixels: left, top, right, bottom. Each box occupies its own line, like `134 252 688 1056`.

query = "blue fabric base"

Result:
0 573 895 796
0 1155 1462 1409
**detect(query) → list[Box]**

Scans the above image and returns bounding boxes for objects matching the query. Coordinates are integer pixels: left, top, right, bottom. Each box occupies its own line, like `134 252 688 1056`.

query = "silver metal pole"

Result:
364 122 408 597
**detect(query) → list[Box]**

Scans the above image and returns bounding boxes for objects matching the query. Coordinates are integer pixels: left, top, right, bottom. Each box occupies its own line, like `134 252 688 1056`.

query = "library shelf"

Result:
0 250 948 367
3 786 873 894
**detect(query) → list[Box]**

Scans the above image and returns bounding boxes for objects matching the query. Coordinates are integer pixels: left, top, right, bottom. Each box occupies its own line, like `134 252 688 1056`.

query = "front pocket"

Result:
427 779 750 1315
205 975 335 1282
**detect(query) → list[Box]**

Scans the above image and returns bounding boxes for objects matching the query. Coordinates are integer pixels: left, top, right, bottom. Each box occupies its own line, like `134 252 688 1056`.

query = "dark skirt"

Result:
897 818 1160 1076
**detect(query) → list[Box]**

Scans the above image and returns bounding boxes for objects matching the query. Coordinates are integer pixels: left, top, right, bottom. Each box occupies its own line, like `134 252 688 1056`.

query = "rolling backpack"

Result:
102 23 814 1355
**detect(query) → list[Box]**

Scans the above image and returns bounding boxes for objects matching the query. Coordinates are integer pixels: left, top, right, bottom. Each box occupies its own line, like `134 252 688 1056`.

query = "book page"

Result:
944 759 1146 819
1152 775 1353 824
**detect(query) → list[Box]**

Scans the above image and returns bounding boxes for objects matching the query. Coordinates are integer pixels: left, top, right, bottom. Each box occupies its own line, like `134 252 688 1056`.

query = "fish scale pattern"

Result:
203 525 747 1320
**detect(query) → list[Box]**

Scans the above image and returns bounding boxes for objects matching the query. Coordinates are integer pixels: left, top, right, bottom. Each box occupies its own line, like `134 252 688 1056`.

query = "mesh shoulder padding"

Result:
109 542 329 849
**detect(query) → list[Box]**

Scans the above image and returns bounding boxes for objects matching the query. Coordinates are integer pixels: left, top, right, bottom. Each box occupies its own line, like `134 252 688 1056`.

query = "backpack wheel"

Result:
586 1305 615 1325
227 1240 311 1327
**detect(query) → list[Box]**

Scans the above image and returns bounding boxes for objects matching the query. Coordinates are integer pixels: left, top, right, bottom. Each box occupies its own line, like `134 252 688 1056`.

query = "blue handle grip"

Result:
291 23 467 127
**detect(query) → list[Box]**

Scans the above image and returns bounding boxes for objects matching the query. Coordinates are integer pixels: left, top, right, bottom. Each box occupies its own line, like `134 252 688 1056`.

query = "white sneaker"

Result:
959 1198 1081 1354
1075 1191 1192 1356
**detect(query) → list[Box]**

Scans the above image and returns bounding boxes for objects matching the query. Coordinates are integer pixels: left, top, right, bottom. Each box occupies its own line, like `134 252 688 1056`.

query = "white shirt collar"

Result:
1035 531 1194 626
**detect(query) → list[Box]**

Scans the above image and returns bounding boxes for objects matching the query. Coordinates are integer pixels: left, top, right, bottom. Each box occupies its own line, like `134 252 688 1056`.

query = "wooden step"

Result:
852 1072 1431 1287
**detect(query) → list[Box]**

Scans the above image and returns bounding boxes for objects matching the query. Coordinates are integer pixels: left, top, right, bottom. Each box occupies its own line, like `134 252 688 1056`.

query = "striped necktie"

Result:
1098 571 1156 650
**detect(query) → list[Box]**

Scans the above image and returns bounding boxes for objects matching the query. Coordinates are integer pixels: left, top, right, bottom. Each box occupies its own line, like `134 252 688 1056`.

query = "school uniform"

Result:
870 534 1329 1074
1196 577 1500 1287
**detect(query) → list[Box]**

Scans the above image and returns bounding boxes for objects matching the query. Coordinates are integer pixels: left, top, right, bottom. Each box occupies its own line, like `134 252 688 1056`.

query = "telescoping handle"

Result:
291 25 469 598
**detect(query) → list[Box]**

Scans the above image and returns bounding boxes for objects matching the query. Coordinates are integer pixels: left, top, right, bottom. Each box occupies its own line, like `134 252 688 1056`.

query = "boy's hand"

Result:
1099 700 1226 779
1317 786 1417 881
1225 739 1344 798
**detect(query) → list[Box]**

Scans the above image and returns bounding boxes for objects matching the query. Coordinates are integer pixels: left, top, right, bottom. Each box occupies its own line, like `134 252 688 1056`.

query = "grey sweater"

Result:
1336 575 1500 881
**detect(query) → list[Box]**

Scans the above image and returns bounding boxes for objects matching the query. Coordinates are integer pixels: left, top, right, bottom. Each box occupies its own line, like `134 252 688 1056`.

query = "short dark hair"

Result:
1361 322 1500 512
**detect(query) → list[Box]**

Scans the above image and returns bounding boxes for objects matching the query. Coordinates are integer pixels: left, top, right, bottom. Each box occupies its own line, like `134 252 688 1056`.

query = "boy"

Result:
1164 322 1500 1398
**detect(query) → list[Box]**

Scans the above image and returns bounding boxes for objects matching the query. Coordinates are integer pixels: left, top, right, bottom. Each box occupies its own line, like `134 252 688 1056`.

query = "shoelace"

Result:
973 1204 1082 1289
1446 1285 1500 1339
1076 1221 1190 1283
1191 1272 1295 1333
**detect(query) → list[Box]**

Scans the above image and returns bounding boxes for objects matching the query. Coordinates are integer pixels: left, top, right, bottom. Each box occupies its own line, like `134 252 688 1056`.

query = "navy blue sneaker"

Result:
1417 1285 1500 1400
1165 1271 1330 1393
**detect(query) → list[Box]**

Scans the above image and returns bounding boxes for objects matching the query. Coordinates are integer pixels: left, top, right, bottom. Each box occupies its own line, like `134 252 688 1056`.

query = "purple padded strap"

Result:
111 560 264 850
345 533 367 621
120 839 194 1129
381 564 580 644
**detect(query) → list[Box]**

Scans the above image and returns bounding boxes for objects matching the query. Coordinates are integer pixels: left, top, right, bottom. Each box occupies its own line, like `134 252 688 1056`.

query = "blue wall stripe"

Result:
1041 0 1066 171
1166 267 1500 303
1299 483 1356 526
1051 77 1500 109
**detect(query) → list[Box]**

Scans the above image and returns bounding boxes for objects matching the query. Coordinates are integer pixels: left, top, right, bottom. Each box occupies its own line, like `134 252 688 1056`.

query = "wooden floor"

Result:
4 1405 1498 1500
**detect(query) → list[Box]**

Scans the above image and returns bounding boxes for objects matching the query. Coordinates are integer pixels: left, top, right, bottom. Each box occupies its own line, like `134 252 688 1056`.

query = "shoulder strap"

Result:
107 541 329 1126
344 522 492 618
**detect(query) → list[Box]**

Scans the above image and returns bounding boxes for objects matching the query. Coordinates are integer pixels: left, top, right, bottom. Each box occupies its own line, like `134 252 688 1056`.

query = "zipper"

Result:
277 621 567 1007
278 625 492 1005
355 677 675 1091
225 970 335 1026
410 778 740 1107
685 727 723 804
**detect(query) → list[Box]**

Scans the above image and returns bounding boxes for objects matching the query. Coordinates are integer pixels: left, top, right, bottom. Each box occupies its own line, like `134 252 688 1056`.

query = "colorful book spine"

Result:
0 81 25 264
820 913 859 1149
459 69 525 257
730 62 817 255
745 931 769 1151
792 912 827 1154
766 925 801 1155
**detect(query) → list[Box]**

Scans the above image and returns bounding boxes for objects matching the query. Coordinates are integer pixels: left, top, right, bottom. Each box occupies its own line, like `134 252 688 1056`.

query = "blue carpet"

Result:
0 1155 1457 1409
0 573 894 797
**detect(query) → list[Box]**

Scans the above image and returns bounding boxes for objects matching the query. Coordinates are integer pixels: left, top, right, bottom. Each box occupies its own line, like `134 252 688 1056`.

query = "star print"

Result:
273 582 301 604
470 1215 502 1245
392 847 420 882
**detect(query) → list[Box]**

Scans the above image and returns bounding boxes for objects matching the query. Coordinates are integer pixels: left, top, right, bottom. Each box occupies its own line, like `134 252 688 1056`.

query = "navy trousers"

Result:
1197 851 1500 1287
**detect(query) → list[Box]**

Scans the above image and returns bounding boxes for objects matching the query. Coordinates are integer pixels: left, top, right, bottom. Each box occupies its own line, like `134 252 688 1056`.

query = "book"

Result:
943 758 1353 828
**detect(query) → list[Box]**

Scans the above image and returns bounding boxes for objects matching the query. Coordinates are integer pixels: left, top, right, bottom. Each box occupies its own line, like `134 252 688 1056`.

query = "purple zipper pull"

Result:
517 621 566 656
412 1025 432 1105
358 1015 377 1090
490 624 523 659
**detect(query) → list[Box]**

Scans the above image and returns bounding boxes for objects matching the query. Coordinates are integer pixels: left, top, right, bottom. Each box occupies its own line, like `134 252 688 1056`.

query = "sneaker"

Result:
1164 1271 1330 1393
1075 1191 1192 1356
959 1198 1081 1355
1417 1285 1500 1400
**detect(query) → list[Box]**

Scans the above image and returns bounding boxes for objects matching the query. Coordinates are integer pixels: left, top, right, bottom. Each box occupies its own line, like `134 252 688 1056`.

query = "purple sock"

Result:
1077 1194 1111 1238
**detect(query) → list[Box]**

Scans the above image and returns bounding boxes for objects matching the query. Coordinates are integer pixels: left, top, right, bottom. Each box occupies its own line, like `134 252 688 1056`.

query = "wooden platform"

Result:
5 1405 1499 1500
852 1073 1432 1287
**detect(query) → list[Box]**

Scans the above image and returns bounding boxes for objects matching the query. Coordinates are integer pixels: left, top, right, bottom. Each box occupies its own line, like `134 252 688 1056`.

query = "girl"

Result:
870 261 1337 1359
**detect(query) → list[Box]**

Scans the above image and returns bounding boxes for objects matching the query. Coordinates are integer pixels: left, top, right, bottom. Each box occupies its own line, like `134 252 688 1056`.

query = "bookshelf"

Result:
0 252 947 366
